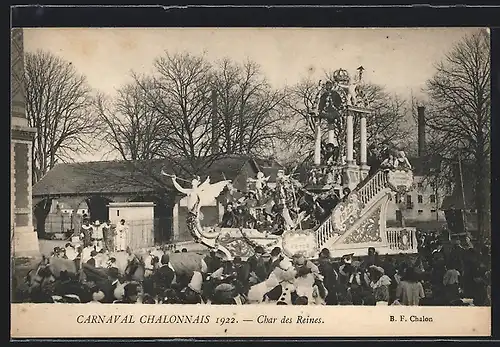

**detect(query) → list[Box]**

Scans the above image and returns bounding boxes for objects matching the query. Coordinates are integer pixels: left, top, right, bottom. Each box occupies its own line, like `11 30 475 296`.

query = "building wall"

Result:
11 28 40 256
386 174 447 226
108 202 155 225
108 202 156 249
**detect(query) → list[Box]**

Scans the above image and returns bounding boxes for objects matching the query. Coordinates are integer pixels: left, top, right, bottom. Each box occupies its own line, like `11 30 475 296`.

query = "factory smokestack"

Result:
417 106 426 158
211 89 219 155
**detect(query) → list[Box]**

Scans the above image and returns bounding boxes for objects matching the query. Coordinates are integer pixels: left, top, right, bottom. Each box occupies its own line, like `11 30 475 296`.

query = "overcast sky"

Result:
24 27 480 97
23 27 481 161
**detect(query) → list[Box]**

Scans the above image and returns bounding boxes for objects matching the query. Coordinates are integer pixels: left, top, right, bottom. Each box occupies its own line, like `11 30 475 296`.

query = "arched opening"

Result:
33 198 52 239
85 195 113 223
34 197 92 239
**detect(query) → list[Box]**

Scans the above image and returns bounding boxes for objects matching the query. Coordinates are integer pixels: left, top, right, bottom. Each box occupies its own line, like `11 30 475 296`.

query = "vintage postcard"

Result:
11 27 491 338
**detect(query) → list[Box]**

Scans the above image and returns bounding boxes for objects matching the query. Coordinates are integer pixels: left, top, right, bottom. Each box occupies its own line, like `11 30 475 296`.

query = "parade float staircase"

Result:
314 169 418 257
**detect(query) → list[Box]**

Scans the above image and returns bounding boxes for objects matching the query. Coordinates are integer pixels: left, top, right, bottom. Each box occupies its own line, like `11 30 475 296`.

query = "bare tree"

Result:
212 59 288 156
24 50 97 183
133 52 216 176
425 29 491 240
95 76 172 161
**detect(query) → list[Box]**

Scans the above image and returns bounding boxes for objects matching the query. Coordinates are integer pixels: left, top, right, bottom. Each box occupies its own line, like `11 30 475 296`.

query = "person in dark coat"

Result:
153 254 176 296
86 250 98 267
317 248 339 305
96 267 121 304
232 256 251 296
247 246 268 284
269 247 284 273
203 250 222 276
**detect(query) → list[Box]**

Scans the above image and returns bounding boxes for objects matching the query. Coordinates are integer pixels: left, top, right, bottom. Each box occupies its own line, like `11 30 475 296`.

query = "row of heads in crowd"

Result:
82 217 127 227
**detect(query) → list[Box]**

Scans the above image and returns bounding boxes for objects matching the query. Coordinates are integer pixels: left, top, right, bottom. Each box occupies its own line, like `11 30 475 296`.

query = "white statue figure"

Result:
247 171 270 200
167 173 231 214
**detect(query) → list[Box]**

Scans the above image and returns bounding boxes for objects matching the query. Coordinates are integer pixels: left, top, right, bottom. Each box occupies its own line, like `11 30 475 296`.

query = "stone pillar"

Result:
172 201 179 242
346 111 354 165
360 115 367 165
11 28 40 258
314 122 322 166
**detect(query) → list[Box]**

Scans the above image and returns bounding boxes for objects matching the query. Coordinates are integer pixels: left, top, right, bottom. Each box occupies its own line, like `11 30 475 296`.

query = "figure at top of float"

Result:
247 171 270 200
165 172 231 214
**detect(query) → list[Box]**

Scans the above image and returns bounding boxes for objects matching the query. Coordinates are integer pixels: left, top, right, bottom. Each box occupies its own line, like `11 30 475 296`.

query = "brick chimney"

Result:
417 106 426 158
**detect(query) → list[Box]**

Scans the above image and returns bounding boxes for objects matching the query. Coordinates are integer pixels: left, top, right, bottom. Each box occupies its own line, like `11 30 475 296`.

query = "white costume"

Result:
115 223 128 252
65 246 78 261
92 221 104 251
248 172 270 200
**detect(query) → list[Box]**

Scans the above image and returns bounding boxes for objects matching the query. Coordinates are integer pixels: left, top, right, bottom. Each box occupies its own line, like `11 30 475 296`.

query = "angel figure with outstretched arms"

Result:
165 171 231 215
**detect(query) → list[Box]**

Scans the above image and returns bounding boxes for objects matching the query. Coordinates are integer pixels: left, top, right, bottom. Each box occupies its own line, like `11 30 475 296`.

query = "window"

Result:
418 209 423 214
430 182 435 189
396 210 402 220
417 195 423 204
406 195 413 209
417 182 423 188
430 195 436 203
431 209 437 213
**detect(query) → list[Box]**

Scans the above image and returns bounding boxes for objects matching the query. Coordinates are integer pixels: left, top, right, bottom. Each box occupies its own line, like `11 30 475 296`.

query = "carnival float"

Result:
167 68 417 260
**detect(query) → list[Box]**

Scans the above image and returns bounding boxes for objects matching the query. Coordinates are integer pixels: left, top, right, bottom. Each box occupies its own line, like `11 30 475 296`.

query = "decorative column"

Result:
328 123 336 145
346 111 354 165
172 201 179 242
360 115 367 165
314 122 322 166
11 28 40 258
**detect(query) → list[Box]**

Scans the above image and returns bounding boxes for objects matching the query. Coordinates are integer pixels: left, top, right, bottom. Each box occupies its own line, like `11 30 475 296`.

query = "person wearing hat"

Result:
368 265 392 305
86 250 98 267
115 219 128 252
317 248 339 305
247 246 268 284
232 256 251 296
203 249 222 276
92 220 104 251
204 251 236 298
160 288 182 304
211 283 243 305
96 266 121 303
269 247 284 273
337 253 356 304
220 202 237 228
153 254 176 296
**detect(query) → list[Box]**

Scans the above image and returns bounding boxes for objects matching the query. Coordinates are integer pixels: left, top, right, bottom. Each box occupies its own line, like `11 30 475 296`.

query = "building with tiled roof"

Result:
33 155 284 244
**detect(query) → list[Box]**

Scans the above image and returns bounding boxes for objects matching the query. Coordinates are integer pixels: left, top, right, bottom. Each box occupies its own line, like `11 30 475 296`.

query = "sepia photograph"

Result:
11 27 491 338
